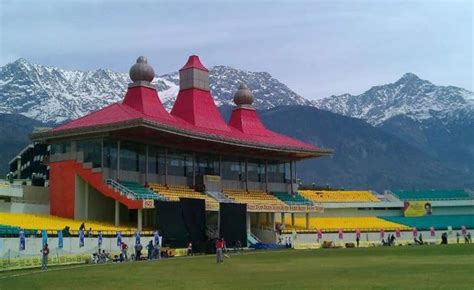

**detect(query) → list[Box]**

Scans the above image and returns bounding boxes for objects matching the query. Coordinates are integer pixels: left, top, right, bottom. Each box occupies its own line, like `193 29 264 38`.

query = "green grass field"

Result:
1 245 473 290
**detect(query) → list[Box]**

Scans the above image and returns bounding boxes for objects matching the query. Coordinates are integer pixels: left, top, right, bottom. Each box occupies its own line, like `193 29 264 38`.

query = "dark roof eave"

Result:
30 118 333 159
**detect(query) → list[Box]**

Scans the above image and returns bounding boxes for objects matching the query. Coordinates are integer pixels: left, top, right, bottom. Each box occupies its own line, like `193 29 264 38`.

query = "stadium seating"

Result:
272 191 313 205
119 180 161 200
283 216 409 232
0 213 137 234
299 190 379 202
148 183 219 209
393 189 471 200
222 188 286 207
381 215 474 230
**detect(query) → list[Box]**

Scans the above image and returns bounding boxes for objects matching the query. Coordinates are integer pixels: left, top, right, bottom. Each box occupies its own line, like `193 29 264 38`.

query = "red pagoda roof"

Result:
180 55 209 72
33 56 331 158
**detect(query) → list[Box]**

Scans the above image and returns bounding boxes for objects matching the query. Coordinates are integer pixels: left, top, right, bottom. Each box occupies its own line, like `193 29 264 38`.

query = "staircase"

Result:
49 159 144 219
106 179 166 201
247 232 261 246
206 191 233 203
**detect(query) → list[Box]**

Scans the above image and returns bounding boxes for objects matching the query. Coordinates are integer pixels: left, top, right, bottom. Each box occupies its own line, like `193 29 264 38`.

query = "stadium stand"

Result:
272 191 313 205
299 190 380 203
222 188 286 207
283 216 410 232
119 180 162 200
393 189 471 200
0 213 137 234
381 215 474 230
148 183 219 209
0 225 37 236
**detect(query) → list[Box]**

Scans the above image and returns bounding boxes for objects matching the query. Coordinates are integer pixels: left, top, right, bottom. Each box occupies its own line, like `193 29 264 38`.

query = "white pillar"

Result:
137 209 143 231
270 213 276 230
16 158 21 179
305 213 310 230
115 200 120 226
246 212 251 233
84 184 89 220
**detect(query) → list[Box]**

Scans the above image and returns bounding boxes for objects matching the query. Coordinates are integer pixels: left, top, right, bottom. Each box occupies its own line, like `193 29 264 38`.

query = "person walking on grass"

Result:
41 243 50 270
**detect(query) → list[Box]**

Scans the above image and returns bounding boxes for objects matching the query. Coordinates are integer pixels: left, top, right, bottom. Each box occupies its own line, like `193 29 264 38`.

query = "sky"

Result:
0 0 472 99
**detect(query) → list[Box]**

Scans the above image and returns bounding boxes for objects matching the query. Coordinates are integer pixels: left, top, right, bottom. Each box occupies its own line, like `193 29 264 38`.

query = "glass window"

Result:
77 139 102 168
221 157 243 180
103 139 118 169
120 141 145 172
267 161 285 183
167 149 191 176
196 154 219 176
148 145 165 175
51 142 71 155
247 160 262 182
285 162 291 183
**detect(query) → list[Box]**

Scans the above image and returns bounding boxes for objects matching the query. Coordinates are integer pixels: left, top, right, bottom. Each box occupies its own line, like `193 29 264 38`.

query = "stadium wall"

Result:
22 186 49 204
283 229 473 246
0 235 154 271
0 201 49 215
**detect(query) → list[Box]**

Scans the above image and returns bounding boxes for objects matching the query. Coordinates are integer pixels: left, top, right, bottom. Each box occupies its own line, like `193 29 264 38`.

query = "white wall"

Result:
0 201 49 214
0 235 154 262
282 229 473 246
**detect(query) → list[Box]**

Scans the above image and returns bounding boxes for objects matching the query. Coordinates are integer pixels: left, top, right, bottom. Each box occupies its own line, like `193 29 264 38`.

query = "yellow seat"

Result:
0 213 136 233
299 190 379 203
281 216 409 232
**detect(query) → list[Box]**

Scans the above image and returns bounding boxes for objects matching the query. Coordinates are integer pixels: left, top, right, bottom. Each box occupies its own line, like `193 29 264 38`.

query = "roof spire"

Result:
129 56 155 88
233 83 254 109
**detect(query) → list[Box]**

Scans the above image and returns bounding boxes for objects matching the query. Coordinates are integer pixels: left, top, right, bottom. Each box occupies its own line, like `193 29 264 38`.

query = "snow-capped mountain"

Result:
314 73 474 126
0 58 310 123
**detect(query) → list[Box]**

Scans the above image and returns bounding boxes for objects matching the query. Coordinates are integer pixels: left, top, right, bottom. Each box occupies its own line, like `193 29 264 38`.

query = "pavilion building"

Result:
31 55 331 230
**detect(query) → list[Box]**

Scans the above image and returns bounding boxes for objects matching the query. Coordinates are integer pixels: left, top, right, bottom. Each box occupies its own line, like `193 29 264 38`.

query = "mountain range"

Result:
0 58 473 189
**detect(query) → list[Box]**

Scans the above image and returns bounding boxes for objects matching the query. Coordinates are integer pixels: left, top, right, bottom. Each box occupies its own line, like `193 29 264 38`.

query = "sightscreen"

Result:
219 203 247 247
154 199 207 251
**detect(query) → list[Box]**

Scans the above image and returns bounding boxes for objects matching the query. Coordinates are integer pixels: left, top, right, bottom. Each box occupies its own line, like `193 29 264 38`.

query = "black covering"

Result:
180 198 207 253
219 203 247 247
154 199 207 251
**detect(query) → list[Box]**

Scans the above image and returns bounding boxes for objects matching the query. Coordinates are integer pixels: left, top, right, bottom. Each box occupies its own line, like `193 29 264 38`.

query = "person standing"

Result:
134 242 143 261
154 240 161 260
40 243 50 270
356 236 360 247
187 241 193 256
121 242 128 262
216 238 224 264
147 240 154 260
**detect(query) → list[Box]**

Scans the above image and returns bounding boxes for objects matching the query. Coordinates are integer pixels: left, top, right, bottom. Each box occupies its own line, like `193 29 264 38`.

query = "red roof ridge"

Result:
180 55 209 72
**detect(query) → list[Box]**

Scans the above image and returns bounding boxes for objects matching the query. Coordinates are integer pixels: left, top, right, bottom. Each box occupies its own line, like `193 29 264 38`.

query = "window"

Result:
221 157 242 180
120 141 145 172
148 145 165 175
167 149 192 176
267 161 286 183
77 139 102 168
103 139 118 169
51 142 71 155
196 154 219 176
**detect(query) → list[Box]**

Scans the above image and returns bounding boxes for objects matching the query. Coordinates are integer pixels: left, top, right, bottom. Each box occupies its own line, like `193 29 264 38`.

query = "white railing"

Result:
105 179 136 200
